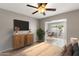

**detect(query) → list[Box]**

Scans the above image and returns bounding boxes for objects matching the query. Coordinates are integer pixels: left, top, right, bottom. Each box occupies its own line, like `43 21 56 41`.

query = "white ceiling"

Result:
0 3 79 19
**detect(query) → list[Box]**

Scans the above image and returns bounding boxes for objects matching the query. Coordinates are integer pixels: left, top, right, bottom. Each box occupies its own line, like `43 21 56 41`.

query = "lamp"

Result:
15 26 20 33
38 5 46 13
70 37 78 45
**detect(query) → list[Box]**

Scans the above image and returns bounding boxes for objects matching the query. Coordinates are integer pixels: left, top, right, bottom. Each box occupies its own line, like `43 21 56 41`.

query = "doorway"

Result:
45 19 67 47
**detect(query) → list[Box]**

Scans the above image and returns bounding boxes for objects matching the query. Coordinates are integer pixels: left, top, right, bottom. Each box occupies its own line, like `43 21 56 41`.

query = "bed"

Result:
14 42 64 56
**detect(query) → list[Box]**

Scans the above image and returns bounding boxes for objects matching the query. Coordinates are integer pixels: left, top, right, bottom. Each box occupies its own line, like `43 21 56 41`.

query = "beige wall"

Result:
40 10 79 43
0 8 38 51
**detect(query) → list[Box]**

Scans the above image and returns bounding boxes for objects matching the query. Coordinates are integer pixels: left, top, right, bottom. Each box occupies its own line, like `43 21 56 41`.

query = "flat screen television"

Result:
14 19 29 31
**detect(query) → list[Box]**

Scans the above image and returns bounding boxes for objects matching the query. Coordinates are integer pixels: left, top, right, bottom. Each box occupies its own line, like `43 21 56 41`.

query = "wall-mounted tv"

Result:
14 19 29 31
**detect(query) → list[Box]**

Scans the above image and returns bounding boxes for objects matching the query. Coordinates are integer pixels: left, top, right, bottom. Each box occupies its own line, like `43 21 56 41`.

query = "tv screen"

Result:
14 19 29 31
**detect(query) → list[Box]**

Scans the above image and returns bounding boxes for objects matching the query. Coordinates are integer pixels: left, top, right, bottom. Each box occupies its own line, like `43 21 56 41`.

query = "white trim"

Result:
45 19 67 23
0 48 13 52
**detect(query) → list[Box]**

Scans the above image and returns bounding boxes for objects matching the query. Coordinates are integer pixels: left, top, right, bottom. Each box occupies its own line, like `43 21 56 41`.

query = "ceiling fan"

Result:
26 3 56 15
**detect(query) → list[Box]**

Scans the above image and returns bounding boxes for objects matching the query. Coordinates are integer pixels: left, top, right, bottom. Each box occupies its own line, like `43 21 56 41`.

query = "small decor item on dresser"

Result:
15 26 20 33
28 29 32 34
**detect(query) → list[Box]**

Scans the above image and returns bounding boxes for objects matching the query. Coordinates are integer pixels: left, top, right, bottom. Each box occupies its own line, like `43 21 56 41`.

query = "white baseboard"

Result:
0 48 13 52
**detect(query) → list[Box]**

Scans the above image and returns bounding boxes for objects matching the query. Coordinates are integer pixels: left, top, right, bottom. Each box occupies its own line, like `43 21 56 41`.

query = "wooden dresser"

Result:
13 34 33 49
24 34 33 46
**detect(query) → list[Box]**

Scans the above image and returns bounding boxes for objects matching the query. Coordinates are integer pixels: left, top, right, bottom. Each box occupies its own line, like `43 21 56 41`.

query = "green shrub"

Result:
37 28 45 42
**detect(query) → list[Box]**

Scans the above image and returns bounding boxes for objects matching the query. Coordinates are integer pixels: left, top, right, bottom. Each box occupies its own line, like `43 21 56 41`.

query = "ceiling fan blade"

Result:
43 12 46 15
32 11 38 14
46 8 56 11
27 4 37 8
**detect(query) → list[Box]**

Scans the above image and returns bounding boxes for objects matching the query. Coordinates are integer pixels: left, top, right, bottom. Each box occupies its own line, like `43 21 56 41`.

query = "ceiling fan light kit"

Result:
37 6 46 13
27 3 56 15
